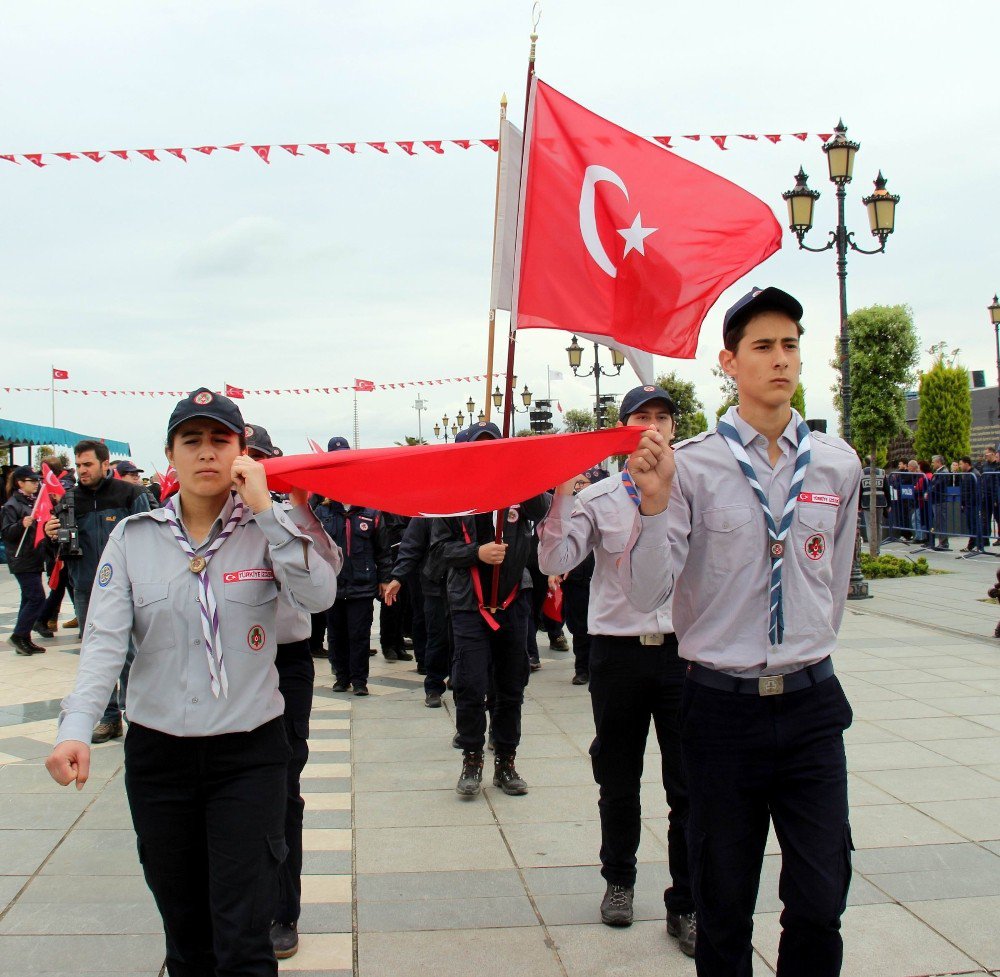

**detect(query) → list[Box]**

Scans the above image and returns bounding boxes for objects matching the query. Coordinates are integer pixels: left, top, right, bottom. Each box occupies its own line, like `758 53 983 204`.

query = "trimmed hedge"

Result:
860 554 930 579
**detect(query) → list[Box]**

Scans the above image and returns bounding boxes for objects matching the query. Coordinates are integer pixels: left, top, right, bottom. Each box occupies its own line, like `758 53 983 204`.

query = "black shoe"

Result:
456 751 484 796
667 910 697 957
332 679 350 693
549 634 569 651
9 635 36 656
395 650 414 661
932 545 950 551
24 637 46 653
369 648 377 657
353 685 369 697
600 884 634 927
416 665 427 675
452 733 462 749
493 753 528 795
310 646 327 659
529 659 541 672
403 637 414 649
270 921 298 959
571 672 589 685
33 623 55 639
425 692 442 708
92 718 124 744
382 649 399 661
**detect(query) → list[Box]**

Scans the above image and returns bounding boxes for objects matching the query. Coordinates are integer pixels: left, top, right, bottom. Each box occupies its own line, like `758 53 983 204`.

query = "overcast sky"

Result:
2 0 998 471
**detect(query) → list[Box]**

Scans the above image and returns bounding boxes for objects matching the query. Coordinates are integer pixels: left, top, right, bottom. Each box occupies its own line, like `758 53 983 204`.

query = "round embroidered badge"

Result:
244 425 254 438
98 563 113 587
805 534 826 561
193 391 214 405
643 385 655 392
507 508 520 523
247 625 266 651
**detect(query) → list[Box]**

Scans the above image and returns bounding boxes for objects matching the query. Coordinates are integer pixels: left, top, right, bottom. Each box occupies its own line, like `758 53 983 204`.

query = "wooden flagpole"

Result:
483 92 508 425
489 8 539 610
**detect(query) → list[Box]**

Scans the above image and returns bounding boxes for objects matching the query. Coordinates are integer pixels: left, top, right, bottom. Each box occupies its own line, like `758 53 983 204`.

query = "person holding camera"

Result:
46 440 150 742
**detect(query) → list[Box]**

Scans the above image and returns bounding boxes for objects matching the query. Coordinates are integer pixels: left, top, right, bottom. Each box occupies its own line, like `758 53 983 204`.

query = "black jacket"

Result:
391 517 444 598
313 500 393 600
430 494 550 614
2 491 53 575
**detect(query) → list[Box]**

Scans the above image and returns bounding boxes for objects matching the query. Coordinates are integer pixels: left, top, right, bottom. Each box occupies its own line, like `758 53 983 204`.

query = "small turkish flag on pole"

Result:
41 463 66 498
512 80 782 358
224 383 245 399
353 379 376 392
52 368 69 380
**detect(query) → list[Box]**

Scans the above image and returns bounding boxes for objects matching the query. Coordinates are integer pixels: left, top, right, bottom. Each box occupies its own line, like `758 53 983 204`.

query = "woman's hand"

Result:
231 456 272 514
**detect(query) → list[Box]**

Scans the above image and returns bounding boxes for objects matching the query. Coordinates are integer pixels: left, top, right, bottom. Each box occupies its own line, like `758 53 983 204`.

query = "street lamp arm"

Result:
846 231 887 256
796 230 837 254
571 364 598 379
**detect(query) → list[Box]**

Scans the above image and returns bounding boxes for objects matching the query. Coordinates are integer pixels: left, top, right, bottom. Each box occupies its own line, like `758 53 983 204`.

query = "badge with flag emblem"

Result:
247 625 266 651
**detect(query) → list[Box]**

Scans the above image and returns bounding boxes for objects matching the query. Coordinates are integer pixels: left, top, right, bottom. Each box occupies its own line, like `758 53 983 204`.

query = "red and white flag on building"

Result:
493 79 781 359
353 379 376 392
52 367 69 380
224 383 245 399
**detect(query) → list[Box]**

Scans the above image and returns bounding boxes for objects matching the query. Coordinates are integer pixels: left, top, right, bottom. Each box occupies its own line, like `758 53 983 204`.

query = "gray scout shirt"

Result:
56 492 337 745
624 408 861 676
537 476 672 636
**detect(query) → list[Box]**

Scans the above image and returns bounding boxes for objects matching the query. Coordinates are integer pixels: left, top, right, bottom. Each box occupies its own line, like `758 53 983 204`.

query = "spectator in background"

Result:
958 457 983 552
981 447 1000 545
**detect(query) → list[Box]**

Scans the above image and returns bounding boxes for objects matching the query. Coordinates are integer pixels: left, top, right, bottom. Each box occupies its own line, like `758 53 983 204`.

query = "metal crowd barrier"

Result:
884 470 998 559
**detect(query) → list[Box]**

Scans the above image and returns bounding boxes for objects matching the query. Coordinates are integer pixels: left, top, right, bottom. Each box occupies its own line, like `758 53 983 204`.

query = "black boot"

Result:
600 884 634 927
8 635 36 656
33 623 55 639
382 649 399 662
24 637 46 653
493 753 528 795
456 751 484 797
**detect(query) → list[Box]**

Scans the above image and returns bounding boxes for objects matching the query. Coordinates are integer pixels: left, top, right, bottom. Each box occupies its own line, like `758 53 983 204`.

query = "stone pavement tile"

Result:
533 890 669 926
0 736 56 760
850 699 950 721
302 762 350 778
0 829 64 874
350 717 451 740
0 790 91 829
857 843 1000 900
904 680 994 700
358 927 563 977
354 759 459 793
486 784 600 824
928 664 1000 681
310 718 349 730
302 828 351 851
753 854 890 913
302 810 351 830
549 920 723 976
847 773 900 806
925 736 1000 765
76 793 136 830
850 803 965 848
301 874 350 904
41 827 142 876
307 740 350 754
299 777 351 793
0 901 161 935
353 736 459 764
277 932 351 972
973 715 1000 732
976 764 1000 781
297 903 352 934
354 788 496 829
752 903 978 976
15 874 151 904
0 753 23 765
301 793 350 812
302 851 352 875
355 825 514 873
535 696 596 716
873 716 1000 741
505 732 583 760
859 765 1000 803
501 820 665 869
0 763 78 793
0 876 27 911
512 756 620 788
913 798 1000 842
358 868 524 902
0 934 165 973
965 679 1000 695
358 893 537 931
846 741 956 771
852 668 941 686
842 721 903 745
905 895 1000 970
307 728 351 740
543 711 603 735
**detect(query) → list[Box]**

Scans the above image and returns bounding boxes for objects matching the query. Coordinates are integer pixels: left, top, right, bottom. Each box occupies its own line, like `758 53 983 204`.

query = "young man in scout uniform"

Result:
537 387 695 954
622 287 862 977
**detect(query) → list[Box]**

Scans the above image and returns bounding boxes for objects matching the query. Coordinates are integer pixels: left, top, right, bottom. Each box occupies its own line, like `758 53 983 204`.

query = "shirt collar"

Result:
722 406 800 450
173 491 237 547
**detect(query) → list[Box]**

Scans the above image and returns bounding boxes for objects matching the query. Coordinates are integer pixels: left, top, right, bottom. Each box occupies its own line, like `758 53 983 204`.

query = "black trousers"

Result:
681 674 853 977
451 592 530 753
309 611 328 654
327 597 375 687
562 578 591 676
275 640 315 925
588 634 691 913
378 595 404 654
422 592 450 696
406 572 427 665
12 572 46 638
125 719 290 977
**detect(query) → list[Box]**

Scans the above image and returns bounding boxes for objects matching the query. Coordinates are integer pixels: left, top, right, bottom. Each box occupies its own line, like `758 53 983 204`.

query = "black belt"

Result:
685 657 834 696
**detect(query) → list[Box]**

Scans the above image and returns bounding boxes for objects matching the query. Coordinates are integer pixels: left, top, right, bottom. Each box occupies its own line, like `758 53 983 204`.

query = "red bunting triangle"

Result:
452 140 473 149
281 144 302 156
397 141 416 155
711 135 728 150
738 134 758 141
0 155 19 165
338 143 357 154
309 143 331 154
765 134 782 143
482 139 499 151
368 142 388 153
193 146 217 155
683 135 701 141
792 133 808 141
251 145 271 163
224 143 244 152
25 154 46 167
110 150 129 159
165 148 187 161
653 136 673 148
818 133 833 142
138 149 159 161
55 152 79 161
83 152 104 162
423 141 444 154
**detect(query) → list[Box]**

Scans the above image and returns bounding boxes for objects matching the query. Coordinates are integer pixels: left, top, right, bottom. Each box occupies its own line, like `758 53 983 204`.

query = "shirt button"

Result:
192 638 200 646
191 697 199 704
137 597 144 606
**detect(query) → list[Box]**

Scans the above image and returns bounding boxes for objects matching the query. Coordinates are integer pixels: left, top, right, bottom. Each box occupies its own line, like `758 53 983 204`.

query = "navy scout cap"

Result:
581 465 610 484
722 286 804 342
327 436 350 452
454 421 502 444
115 460 143 476
167 387 245 437
619 385 677 423
244 424 282 458
12 465 40 482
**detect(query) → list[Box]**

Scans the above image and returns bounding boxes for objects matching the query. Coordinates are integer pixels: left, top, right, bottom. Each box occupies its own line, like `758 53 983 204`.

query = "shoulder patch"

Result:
674 429 714 450
808 431 861 459
97 563 113 587
576 478 618 503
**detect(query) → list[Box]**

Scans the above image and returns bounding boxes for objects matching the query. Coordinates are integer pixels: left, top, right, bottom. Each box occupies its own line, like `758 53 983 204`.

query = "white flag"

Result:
577 332 655 386
548 369 564 381
489 120 523 310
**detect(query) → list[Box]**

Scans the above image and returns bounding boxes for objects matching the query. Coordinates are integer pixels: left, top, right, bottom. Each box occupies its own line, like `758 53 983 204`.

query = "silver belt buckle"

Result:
758 675 784 696
639 633 664 646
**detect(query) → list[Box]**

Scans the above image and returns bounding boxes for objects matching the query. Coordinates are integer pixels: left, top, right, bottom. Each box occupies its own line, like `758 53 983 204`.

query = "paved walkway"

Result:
1 542 999 976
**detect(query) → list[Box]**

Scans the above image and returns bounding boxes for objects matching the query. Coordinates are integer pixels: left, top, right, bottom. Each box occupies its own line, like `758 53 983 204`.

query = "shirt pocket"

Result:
794 504 837 568
702 505 755 571
132 582 177 653
223 580 279 653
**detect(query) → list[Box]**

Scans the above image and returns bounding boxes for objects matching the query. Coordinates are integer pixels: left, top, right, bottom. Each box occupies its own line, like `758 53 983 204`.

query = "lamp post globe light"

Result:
989 295 1000 425
782 120 900 600
566 335 624 429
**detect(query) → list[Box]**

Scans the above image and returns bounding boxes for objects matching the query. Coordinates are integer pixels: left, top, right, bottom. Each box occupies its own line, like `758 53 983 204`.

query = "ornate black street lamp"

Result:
989 295 1000 425
566 336 625 429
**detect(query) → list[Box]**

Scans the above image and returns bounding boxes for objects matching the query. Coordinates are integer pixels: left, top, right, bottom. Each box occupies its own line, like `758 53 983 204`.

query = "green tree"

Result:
848 305 920 556
712 366 738 421
654 371 708 441
394 436 427 446
562 408 596 433
913 344 972 464
32 445 56 468
790 382 806 418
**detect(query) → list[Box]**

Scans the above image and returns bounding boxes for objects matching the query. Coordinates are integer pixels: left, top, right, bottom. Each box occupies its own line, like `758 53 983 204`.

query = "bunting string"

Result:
1 373 509 398
0 132 832 168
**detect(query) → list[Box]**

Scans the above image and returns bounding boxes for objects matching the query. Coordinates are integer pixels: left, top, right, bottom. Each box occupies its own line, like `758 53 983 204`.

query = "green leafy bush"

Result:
860 554 930 579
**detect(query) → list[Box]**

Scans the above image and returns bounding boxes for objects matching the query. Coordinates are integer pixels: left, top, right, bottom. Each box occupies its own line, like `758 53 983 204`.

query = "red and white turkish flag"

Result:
353 379 375 392
52 367 69 380
511 80 781 358
224 383 245 400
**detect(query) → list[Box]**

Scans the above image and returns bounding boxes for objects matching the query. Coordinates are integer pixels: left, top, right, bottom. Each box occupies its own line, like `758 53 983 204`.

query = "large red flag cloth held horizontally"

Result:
515 80 782 358
263 428 641 518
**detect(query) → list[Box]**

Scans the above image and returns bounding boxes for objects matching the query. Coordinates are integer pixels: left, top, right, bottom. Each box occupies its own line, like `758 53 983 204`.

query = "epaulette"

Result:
576 477 619 504
808 430 860 459
674 428 715 451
